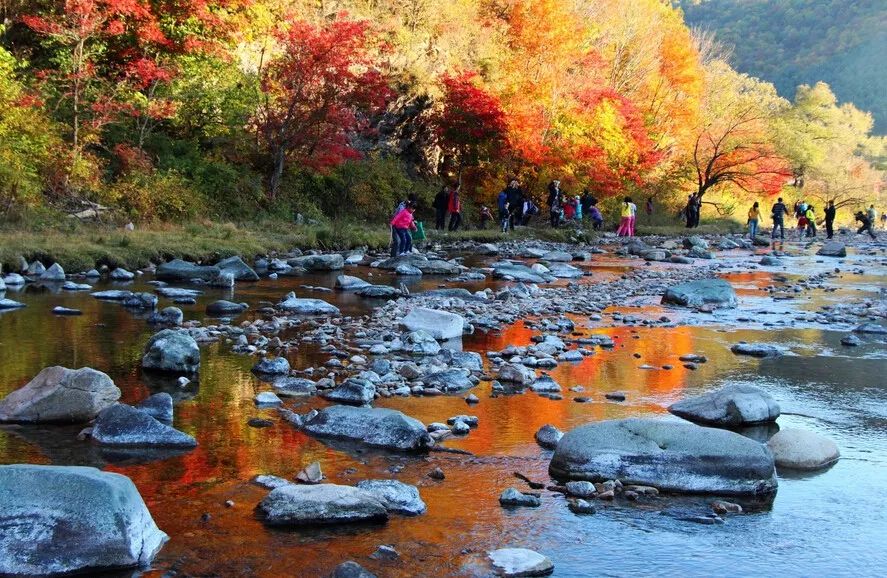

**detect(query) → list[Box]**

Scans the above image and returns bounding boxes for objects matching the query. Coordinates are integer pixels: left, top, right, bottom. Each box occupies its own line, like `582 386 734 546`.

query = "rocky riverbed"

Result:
0 231 885 577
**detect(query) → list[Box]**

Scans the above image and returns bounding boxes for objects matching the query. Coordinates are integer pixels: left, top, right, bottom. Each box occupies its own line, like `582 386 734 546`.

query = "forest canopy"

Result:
0 0 883 223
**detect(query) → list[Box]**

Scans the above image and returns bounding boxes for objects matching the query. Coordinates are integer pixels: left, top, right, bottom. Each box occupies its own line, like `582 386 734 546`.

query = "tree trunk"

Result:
268 147 286 201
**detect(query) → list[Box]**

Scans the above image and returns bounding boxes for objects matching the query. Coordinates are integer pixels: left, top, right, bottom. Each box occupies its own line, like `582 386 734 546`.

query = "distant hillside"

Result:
680 0 887 133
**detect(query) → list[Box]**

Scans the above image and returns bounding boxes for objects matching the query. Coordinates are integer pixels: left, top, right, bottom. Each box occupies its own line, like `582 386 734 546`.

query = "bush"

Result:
104 169 202 222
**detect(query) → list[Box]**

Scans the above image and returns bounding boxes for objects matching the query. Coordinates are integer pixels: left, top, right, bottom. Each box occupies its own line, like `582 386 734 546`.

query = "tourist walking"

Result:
628 197 638 236
506 180 524 230
771 197 788 240
547 180 562 228
390 201 417 256
747 202 761 238
805 205 817 237
617 197 633 237
867 205 878 229
497 188 509 232
855 210 877 239
447 186 462 231
580 189 595 223
432 186 448 230
824 200 836 239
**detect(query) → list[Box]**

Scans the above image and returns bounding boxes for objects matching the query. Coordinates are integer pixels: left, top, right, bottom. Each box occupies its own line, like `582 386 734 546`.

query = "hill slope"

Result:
680 0 887 132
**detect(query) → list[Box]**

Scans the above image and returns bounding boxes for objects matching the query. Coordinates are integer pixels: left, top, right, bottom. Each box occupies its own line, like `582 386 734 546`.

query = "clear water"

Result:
0 246 885 577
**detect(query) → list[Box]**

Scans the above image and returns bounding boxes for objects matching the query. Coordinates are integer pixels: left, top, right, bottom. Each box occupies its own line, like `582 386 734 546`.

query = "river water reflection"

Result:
0 249 885 577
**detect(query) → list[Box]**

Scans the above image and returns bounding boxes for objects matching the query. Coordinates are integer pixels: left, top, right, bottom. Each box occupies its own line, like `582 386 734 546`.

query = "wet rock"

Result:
759 256 782 266
488 548 554 577
568 499 596 515
683 236 709 250
0 366 120 423
499 488 541 507
288 254 345 271
497 363 536 385
0 464 167 576
541 250 573 262
258 484 387 526
155 287 201 300
156 259 221 282
142 330 200 375
148 306 184 326
255 392 283 406
301 406 432 452
122 292 157 310
356 480 426 515
421 368 473 392
547 263 583 279
493 263 550 284
565 480 596 498
370 545 399 560
26 261 46 276
670 255 694 265
0 298 26 310
248 418 274 428
330 561 377 578
711 500 742 514
272 377 317 397
840 334 861 346
427 467 445 480
356 285 401 299
406 330 441 355
535 424 563 449
40 263 66 281
109 268 135 280
206 300 247 316
549 418 777 495
216 256 259 281
687 247 714 259
662 279 738 309
641 250 668 262
730 342 784 358
816 241 847 258
853 323 886 335
439 350 484 371
278 292 341 316
766 428 840 471
253 474 291 489
400 307 465 340
3 272 26 286
668 384 780 426
52 306 82 315
530 375 561 393
92 403 197 448
323 378 376 406
395 264 423 276
335 275 371 290
752 235 771 247
296 461 324 484
252 357 291 375
137 393 174 422
605 391 626 401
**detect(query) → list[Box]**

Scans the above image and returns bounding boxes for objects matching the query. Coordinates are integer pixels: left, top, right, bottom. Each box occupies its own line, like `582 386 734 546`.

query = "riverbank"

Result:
0 215 744 273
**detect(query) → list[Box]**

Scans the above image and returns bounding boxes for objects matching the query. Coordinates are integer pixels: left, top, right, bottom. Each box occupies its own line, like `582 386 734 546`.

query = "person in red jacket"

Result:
390 202 418 256
447 186 462 231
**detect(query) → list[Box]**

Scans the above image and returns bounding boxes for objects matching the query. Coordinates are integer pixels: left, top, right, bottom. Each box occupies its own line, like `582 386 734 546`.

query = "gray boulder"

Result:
323 378 376 406
0 298 26 310
91 403 197 448
683 236 709 249
662 279 738 309
3 273 26 286
278 292 341 316
252 357 290 375
335 275 371 290
853 323 887 335
301 405 432 451
206 300 247 316
355 285 401 299
288 254 344 271
530 375 561 393
148 306 184 326
400 307 465 340
216 256 259 281
421 369 474 392
406 330 441 355
488 548 553 577
141 329 200 374
816 241 847 257
493 264 550 284
109 268 135 280
535 424 563 449
331 561 377 578
730 343 784 358
499 488 541 507
497 363 536 385
137 393 174 422
355 480 427 515
155 259 221 282
92 290 134 301
395 264 423 276
26 261 46 276
766 428 840 471
759 256 782 266
417 259 460 275
438 350 483 372
547 263 583 279
40 263 66 281
541 250 572 262
122 292 157 310
0 465 167 576
668 384 780 426
258 483 387 526
549 418 777 495
0 366 120 423
272 377 317 397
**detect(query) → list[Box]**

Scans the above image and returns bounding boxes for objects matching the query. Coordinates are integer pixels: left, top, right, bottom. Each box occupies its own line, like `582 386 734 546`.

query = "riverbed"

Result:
1 237 885 577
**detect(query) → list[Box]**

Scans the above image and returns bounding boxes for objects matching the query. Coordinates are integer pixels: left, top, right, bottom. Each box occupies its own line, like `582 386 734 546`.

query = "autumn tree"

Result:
254 17 391 200
686 60 791 207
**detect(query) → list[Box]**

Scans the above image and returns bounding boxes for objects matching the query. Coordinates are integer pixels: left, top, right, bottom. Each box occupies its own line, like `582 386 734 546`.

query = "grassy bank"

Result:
0 214 743 272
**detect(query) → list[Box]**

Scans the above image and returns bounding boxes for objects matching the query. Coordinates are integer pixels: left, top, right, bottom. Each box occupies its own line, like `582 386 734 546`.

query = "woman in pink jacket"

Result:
390 202 418 256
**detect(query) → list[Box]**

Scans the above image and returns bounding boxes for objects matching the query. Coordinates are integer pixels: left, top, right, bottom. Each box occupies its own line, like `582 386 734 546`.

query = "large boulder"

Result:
766 429 840 471
252 356 290 375
355 480 427 515
492 264 551 284
137 392 174 422
40 263 66 281
141 329 200 374
288 254 345 271
0 465 168 576
668 384 780 427
417 259 461 275
541 250 572 262
421 369 474 392
335 275 371 290
0 298 26 310
816 241 847 258
258 483 387 526
497 363 536 385
730 342 784 358
216 255 259 281
206 300 247 317
661 279 738 309
278 292 341 316
91 403 197 448
400 307 465 340
549 418 777 496
488 548 554 577
301 405 433 452
155 259 221 282
0 366 120 423
355 285 401 299
323 378 376 406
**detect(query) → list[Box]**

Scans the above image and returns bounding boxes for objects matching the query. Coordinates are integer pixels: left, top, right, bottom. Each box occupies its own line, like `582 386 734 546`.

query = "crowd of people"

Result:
763 197 879 241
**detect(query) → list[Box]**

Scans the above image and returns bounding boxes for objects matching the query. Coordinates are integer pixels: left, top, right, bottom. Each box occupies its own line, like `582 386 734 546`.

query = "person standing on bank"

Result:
547 180 562 228
505 179 524 230
432 186 448 230
771 197 788 240
805 205 817 237
747 202 760 238
447 186 462 231
824 200 836 239
580 189 595 223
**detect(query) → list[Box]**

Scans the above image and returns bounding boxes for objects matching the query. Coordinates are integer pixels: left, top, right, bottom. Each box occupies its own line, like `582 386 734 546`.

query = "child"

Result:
480 205 494 229
390 202 418 256
589 202 604 230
